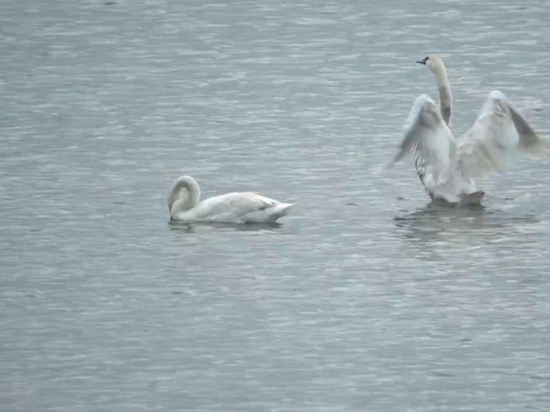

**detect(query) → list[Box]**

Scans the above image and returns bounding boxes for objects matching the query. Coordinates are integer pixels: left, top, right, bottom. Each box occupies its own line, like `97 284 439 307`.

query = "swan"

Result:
388 55 545 205
167 175 294 223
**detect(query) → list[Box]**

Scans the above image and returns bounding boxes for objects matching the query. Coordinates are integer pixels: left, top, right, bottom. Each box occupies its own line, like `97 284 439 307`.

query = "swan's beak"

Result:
416 56 429 65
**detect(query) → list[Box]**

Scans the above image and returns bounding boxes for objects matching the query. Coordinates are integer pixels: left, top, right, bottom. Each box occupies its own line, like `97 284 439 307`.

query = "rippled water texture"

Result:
1 0 550 411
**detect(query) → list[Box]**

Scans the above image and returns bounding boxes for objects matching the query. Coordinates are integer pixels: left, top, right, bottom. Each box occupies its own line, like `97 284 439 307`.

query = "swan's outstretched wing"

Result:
458 90 545 179
389 95 457 193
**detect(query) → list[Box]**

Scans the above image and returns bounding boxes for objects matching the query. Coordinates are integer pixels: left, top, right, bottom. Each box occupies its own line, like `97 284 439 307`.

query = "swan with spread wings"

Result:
389 54 545 205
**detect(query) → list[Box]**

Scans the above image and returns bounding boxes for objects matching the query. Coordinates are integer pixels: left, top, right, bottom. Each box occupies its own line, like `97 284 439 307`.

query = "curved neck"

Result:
433 65 452 125
168 176 201 216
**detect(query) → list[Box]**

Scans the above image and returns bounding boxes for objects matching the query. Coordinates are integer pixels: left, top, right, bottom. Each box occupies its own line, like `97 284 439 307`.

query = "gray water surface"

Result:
2 1 550 411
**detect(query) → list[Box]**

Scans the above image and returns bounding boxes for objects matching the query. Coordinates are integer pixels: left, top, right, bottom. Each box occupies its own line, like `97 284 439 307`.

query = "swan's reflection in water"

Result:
169 220 284 234
394 201 540 256
395 202 488 237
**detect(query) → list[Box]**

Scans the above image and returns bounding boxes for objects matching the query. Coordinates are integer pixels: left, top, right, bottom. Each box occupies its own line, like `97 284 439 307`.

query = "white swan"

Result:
389 54 545 205
167 175 294 223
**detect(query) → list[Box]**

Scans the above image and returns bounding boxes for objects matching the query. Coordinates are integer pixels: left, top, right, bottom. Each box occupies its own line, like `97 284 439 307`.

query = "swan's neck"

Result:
433 66 452 125
168 176 201 217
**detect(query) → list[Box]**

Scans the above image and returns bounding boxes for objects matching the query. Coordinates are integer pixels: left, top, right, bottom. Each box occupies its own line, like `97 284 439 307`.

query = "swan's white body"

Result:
168 175 294 223
389 54 544 205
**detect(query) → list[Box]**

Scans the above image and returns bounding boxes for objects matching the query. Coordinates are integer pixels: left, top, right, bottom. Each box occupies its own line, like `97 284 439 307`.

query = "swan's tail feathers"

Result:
459 191 485 206
269 202 295 221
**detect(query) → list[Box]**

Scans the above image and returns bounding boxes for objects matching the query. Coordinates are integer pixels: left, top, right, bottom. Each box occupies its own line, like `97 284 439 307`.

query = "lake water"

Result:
1 0 550 411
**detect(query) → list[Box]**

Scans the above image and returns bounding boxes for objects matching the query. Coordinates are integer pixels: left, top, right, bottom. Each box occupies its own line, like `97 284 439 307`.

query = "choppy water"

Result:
1 0 550 411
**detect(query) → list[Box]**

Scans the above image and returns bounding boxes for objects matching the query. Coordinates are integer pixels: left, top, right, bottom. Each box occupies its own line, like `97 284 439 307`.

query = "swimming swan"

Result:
388 55 545 205
167 175 294 223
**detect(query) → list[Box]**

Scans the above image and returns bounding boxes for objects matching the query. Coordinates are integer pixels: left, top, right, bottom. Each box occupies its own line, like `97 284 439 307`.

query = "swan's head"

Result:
416 54 446 74
168 185 190 208
167 176 192 215
168 175 201 217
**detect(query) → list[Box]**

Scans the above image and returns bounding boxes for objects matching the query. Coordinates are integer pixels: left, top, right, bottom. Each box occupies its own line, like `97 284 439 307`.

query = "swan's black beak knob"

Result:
416 57 429 65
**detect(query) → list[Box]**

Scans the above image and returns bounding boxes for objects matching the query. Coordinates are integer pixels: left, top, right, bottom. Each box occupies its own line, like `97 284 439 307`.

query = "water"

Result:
1 0 550 411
